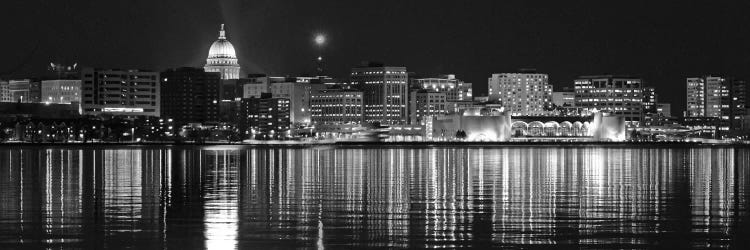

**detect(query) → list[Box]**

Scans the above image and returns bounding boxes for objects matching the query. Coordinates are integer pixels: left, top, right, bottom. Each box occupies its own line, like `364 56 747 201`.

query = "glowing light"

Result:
314 34 326 45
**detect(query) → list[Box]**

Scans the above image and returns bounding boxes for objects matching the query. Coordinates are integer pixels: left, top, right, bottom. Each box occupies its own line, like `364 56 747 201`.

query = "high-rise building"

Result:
685 76 746 132
204 24 240 80
412 74 472 102
41 80 81 104
81 68 160 117
310 89 364 126
574 75 643 125
551 91 575 107
350 62 408 125
160 68 221 123
239 93 290 139
409 90 447 125
488 71 552 116
724 79 746 131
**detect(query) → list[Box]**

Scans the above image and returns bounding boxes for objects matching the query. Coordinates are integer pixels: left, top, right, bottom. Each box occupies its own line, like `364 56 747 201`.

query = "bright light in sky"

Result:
314 34 326 45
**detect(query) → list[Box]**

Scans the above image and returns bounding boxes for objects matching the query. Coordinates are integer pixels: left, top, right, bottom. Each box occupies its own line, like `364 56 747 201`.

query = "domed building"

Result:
205 24 240 80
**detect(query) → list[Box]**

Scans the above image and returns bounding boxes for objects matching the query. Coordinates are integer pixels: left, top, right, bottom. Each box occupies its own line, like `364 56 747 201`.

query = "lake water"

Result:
0 145 749 249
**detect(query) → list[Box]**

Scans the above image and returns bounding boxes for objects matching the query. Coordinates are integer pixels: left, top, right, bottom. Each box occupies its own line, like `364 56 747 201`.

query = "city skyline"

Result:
2 1 750 115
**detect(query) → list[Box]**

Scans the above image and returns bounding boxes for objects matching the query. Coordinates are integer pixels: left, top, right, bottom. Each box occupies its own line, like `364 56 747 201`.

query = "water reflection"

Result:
0 146 748 248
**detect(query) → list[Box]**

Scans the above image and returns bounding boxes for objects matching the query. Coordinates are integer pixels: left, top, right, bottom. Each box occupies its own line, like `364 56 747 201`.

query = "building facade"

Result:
81 68 160 117
552 91 575 107
685 76 746 132
574 75 643 126
160 67 221 123
310 89 364 126
412 74 472 102
350 63 408 125
270 82 313 124
41 80 81 104
409 90 447 125
204 24 240 80
488 72 552 116
239 93 290 139
0 81 9 102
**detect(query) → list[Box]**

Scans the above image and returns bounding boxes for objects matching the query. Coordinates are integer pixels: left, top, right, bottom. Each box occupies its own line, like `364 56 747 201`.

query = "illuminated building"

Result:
41 79 81 104
269 82 313 124
685 76 746 132
2 79 38 103
160 67 221 123
204 24 240 80
350 62 408 125
412 74 472 101
642 87 657 116
487 71 552 116
310 89 364 134
0 80 11 102
81 68 160 117
574 75 643 126
239 93 290 139
241 74 271 98
409 90 446 125
551 91 575 107
656 103 671 117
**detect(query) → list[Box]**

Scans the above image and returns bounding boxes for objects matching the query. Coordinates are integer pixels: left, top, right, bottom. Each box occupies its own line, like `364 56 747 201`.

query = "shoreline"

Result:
0 141 747 148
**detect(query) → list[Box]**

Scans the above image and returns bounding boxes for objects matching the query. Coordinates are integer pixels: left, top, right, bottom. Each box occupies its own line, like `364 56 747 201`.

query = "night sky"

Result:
2 0 749 114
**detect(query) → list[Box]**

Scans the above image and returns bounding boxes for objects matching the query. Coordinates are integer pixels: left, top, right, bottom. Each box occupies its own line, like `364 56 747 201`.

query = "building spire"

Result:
219 24 226 39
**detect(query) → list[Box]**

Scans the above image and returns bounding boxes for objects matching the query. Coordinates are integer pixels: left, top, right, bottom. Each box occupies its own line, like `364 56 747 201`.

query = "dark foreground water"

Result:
0 145 749 249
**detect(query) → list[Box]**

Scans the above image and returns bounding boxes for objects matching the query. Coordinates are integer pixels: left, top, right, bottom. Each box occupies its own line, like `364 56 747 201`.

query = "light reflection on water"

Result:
0 146 748 248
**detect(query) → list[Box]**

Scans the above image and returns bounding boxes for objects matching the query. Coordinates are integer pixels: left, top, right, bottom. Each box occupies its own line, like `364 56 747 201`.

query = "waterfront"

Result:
0 145 748 248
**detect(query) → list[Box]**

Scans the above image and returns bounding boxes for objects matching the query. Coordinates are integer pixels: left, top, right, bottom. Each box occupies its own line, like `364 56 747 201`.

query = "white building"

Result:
204 24 240 80
81 68 160 117
487 72 552 116
41 80 81 104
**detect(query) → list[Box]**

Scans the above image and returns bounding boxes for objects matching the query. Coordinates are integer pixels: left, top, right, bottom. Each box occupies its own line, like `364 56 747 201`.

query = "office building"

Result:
81 68 160 117
574 75 643 125
204 24 240 80
160 67 221 123
310 89 364 126
488 71 552 116
409 90 447 125
0 81 10 102
656 103 671 117
4 80 35 103
270 81 313 124
642 87 657 116
351 62 408 125
685 76 746 132
552 91 575 107
41 80 81 104
412 74 472 102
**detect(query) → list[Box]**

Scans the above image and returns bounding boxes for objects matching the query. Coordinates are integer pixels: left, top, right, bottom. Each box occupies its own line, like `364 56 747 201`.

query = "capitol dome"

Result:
207 26 237 59
205 24 241 79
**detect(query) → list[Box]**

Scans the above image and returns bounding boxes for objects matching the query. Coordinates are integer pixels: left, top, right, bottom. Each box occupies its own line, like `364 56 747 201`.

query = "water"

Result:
0 145 749 249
